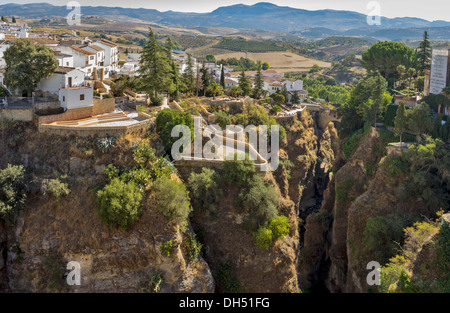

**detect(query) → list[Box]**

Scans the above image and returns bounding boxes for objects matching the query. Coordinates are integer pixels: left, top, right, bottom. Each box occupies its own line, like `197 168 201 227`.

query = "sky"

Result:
3 0 450 22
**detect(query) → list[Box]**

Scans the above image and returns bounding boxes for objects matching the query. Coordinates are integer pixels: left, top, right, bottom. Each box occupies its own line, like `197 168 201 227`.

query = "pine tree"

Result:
182 54 195 94
292 92 300 104
281 83 288 103
417 31 432 73
200 63 211 97
238 69 252 96
165 36 173 59
394 102 408 147
138 27 172 99
252 61 264 99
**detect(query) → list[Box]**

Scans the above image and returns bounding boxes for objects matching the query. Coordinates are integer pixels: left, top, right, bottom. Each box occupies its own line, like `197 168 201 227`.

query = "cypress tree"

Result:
220 65 225 89
394 102 408 147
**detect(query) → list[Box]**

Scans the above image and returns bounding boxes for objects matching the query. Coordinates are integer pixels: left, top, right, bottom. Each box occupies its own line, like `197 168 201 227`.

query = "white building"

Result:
119 62 140 77
225 77 239 88
53 51 74 68
94 40 119 75
262 77 303 95
59 84 93 110
36 67 85 96
0 22 31 38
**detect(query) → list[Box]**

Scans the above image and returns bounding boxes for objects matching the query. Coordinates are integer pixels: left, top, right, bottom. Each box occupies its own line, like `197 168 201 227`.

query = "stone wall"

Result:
34 100 60 113
38 118 153 137
38 106 93 126
0 108 34 121
93 98 115 115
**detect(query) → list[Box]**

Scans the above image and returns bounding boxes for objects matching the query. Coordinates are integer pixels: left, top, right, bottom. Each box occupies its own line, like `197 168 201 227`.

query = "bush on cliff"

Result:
0 164 26 222
156 109 194 153
188 168 223 214
152 176 192 231
238 176 279 231
96 177 143 231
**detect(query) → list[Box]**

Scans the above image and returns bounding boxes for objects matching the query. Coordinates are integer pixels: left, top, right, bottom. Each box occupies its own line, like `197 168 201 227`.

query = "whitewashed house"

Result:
59 84 93 110
53 51 74 68
225 78 239 88
262 77 303 95
120 62 140 77
58 45 97 78
94 40 119 74
36 67 85 97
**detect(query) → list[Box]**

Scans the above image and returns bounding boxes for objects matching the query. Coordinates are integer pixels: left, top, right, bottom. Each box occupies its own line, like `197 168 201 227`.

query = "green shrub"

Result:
156 109 194 152
342 127 366 160
151 94 164 106
362 212 419 265
39 256 67 292
379 256 407 293
152 176 192 230
136 104 147 113
47 176 70 198
222 158 256 188
313 210 333 230
0 164 26 222
188 168 223 214
383 104 398 127
436 221 450 292
160 240 173 257
253 226 273 250
279 159 294 180
238 176 279 231
214 111 232 130
143 273 163 293
268 215 290 241
132 142 173 179
96 178 143 231
215 260 242 293
184 232 202 263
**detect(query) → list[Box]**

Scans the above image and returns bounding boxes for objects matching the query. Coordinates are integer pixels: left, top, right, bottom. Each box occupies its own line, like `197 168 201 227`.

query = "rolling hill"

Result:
2 2 450 37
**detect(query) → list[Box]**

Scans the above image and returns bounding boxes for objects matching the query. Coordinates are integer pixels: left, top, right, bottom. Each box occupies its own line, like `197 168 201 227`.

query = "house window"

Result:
63 96 65 102
80 94 84 101
66 62 69 66
90 56 94 60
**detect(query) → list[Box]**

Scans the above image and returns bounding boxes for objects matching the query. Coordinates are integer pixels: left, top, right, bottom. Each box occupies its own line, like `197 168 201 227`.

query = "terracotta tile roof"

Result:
70 45 95 55
29 37 59 45
98 39 117 47
87 44 104 51
51 51 72 57
54 66 76 74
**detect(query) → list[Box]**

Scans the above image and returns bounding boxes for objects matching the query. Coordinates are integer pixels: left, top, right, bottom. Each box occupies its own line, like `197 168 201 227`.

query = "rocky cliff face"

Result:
0 109 342 293
0 121 213 293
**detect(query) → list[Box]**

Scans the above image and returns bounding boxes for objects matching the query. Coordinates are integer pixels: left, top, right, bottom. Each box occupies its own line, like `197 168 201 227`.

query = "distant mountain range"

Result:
2 2 450 39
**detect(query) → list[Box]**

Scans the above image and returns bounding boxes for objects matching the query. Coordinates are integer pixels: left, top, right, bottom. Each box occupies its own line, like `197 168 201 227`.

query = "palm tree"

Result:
442 86 450 98
211 83 223 99
396 64 406 88
407 67 417 92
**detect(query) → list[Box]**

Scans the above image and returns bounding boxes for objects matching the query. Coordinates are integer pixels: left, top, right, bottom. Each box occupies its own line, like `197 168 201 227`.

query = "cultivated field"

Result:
215 51 331 73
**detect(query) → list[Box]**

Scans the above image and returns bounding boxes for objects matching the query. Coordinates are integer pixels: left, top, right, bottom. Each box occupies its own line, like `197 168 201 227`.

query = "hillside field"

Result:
215 51 332 73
